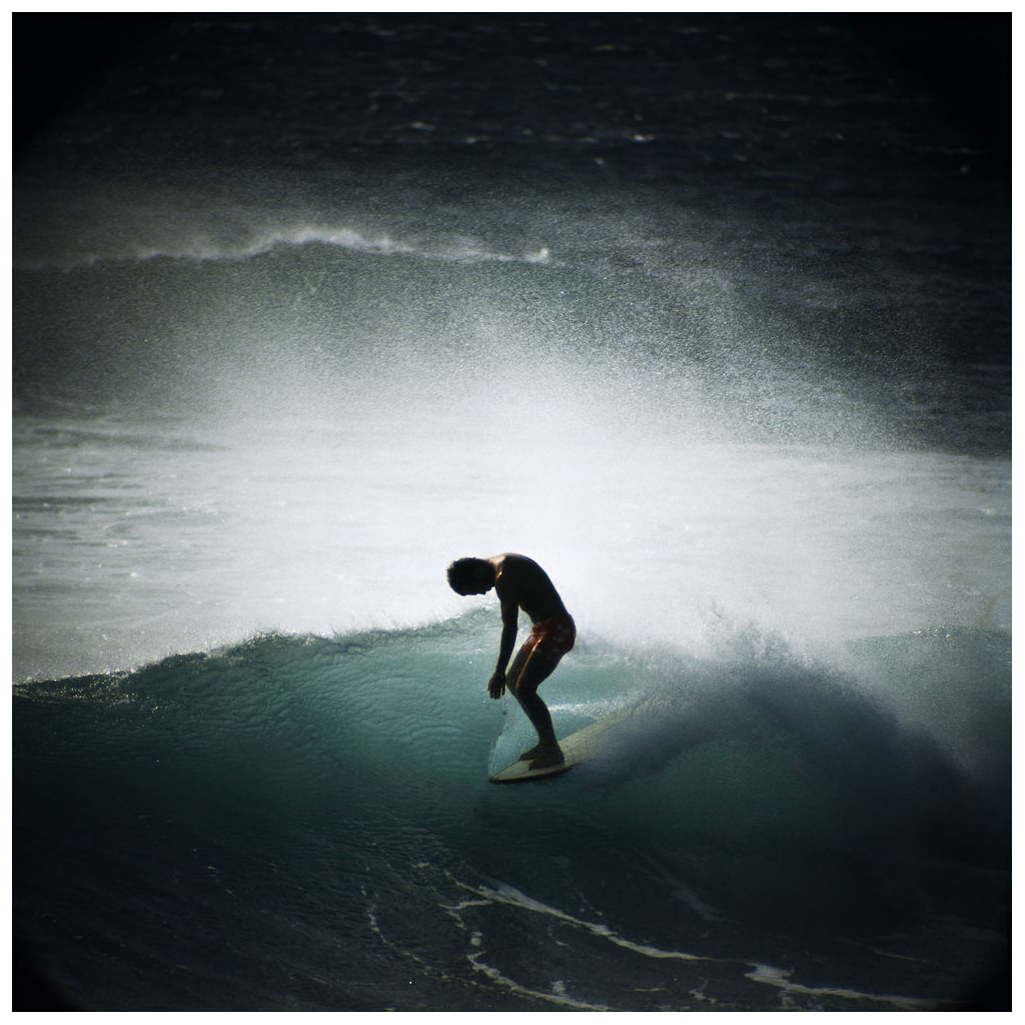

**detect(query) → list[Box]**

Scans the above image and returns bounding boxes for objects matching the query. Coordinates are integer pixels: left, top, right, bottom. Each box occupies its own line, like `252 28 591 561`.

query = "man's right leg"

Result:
512 654 564 767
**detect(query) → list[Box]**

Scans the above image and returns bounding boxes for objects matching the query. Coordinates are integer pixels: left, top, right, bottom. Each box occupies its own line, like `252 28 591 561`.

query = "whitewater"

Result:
14 13 1009 1011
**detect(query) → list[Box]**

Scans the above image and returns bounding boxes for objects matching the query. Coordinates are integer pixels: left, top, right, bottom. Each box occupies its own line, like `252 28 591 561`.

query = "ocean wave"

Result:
16 618 1009 867
14 619 1010 1009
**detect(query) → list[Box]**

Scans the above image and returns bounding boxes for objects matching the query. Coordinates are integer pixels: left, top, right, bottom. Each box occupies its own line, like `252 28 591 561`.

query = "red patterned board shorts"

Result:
520 614 576 665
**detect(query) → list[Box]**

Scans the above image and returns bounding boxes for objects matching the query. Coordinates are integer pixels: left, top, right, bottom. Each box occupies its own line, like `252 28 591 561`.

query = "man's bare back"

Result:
488 553 569 623
447 554 575 769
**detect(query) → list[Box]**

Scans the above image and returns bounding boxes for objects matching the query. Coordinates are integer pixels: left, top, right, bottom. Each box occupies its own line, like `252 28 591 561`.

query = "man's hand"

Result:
488 670 506 699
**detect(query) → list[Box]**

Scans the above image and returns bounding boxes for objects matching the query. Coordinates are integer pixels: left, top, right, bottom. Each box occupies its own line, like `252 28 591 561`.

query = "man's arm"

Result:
488 597 519 699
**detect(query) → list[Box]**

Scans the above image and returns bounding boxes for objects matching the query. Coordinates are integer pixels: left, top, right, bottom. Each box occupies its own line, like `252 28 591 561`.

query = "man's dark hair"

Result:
447 557 486 592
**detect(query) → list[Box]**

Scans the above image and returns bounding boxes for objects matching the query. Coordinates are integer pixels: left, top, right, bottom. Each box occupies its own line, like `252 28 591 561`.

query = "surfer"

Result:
447 554 575 770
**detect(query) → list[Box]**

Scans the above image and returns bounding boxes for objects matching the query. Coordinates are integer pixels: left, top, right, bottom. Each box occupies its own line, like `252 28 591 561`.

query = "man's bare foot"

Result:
529 746 565 770
519 744 542 762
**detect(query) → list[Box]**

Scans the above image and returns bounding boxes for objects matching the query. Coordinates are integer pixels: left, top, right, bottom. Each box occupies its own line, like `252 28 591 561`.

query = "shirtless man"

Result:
447 553 575 769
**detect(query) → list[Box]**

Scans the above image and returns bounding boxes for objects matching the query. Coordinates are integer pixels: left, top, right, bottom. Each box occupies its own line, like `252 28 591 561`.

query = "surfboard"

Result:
489 756 575 783
488 719 606 783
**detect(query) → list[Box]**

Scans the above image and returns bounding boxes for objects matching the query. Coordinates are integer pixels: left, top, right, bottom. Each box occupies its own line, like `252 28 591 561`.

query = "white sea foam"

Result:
450 880 931 1011
13 394 1010 683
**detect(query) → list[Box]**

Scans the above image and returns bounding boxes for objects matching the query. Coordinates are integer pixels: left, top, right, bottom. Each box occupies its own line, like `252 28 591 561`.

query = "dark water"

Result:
13 14 1010 1011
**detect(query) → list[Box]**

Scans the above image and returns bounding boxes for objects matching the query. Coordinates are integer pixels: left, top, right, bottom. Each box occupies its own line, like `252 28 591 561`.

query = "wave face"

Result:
14 619 1010 1011
14 13 1009 1012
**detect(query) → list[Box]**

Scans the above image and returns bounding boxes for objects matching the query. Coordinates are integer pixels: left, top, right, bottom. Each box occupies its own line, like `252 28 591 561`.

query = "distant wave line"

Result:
15 225 555 271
